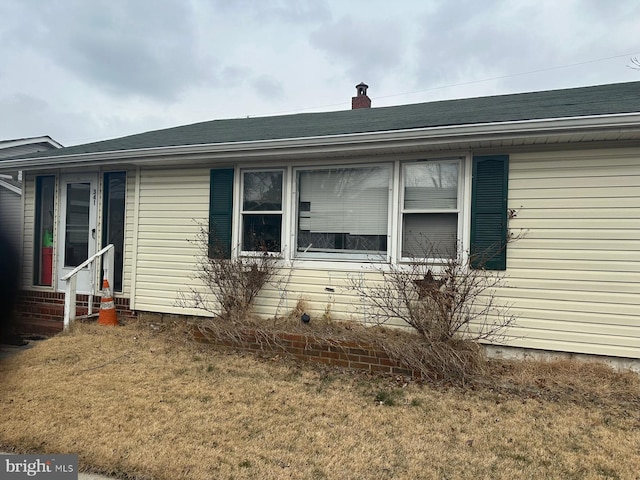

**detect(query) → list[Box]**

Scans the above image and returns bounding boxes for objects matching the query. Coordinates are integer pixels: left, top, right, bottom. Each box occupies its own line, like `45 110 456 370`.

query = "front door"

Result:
57 173 98 293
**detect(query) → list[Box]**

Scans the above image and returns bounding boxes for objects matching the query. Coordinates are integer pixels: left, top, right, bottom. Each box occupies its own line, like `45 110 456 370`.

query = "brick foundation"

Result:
193 326 416 378
13 289 136 335
12 302 416 377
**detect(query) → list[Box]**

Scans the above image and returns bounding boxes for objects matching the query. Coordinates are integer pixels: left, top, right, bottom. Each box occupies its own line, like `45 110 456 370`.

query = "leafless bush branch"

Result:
350 245 515 342
348 241 517 380
177 222 280 323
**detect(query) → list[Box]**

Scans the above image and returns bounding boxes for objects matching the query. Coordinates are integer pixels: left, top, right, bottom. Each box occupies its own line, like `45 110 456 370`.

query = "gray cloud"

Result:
0 91 176 146
413 1 546 87
219 66 253 86
0 94 92 144
581 0 638 20
9 0 213 101
2 0 329 103
208 0 331 23
309 15 406 86
411 0 640 95
251 75 285 101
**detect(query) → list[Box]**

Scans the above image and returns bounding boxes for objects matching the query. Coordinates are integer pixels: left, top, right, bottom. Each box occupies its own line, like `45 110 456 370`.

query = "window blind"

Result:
402 213 458 258
298 167 389 236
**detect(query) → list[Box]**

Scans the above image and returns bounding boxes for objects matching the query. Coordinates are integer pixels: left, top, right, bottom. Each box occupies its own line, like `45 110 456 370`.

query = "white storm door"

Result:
57 173 98 293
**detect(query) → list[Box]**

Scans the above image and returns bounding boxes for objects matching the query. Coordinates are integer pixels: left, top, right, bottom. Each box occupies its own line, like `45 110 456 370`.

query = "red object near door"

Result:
41 246 53 285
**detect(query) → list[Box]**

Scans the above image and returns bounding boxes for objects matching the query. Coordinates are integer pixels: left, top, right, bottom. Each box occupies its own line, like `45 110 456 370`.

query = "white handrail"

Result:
62 244 115 331
60 244 114 280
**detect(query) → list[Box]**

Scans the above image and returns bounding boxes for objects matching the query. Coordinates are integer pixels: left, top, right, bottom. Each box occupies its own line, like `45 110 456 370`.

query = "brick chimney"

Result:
352 82 371 109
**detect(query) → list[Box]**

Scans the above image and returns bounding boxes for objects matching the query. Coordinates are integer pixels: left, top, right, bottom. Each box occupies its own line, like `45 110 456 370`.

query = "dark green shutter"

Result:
209 168 234 258
470 155 509 270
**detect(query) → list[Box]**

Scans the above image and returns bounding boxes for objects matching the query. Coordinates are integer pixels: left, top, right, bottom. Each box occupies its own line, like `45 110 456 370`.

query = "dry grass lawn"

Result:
1 320 639 480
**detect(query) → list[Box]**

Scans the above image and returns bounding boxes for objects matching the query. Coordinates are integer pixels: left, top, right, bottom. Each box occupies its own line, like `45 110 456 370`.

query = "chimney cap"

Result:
355 82 369 96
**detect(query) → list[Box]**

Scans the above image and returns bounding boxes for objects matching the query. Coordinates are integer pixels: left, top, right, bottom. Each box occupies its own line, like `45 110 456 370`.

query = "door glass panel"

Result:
34 176 55 286
103 172 126 291
64 183 90 267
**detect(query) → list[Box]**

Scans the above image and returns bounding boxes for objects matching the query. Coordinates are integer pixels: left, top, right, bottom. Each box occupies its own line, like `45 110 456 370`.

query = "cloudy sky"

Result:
1 0 639 147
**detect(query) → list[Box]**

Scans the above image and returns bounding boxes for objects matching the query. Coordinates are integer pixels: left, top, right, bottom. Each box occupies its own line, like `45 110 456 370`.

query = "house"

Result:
1 82 639 369
0 137 62 255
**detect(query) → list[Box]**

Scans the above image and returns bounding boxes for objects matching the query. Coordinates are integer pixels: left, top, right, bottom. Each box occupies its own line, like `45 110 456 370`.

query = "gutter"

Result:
2 113 640 171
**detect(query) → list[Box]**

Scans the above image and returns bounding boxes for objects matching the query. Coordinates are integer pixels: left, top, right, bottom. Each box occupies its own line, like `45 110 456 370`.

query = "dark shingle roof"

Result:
9 81 640 159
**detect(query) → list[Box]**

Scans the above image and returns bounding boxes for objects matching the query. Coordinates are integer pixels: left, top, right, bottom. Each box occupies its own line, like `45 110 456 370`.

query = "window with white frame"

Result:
401 160 461 258
241 170 283 252
296 165 390 256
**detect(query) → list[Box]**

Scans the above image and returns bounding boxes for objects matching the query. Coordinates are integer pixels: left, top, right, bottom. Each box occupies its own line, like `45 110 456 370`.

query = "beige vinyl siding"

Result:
0 187 22 252
120 168 136 295
133 167 212 315
251 268 374 322
505 147 640 359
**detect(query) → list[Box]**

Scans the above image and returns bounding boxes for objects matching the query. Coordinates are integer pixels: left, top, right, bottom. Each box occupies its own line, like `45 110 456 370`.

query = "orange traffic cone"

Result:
98 279 118 326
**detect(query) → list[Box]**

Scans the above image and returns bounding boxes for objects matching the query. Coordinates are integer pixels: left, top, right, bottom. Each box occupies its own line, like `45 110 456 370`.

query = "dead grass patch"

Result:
1 319 639 480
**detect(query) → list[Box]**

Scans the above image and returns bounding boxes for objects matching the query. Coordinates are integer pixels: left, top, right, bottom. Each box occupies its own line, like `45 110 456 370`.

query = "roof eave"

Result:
3 113 640 171
0 178 22 195
0 136 63 150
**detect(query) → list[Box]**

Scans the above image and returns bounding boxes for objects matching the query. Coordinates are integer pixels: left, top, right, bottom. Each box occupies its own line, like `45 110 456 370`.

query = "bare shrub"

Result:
348 243 516 381
372 327 485 383
177 224 279 323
